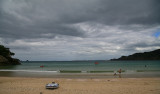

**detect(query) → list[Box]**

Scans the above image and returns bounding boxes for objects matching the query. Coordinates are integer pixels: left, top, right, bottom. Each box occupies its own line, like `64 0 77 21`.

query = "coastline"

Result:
1 60 160 94
0 71 160 78
0 77 160 94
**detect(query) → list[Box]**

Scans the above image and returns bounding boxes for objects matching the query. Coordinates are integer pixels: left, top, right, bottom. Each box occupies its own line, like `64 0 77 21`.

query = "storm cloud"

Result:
0 0 160 61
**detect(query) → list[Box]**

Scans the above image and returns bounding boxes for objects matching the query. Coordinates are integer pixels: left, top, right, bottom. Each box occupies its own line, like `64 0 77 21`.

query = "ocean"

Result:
0 61 160 78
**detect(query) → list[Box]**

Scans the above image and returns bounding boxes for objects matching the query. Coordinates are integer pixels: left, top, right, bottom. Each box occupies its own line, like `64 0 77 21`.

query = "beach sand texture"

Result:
0 77 160 94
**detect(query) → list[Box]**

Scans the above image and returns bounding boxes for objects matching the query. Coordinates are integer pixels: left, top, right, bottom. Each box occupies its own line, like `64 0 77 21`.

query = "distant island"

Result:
111 49 160 60
0 45 21 66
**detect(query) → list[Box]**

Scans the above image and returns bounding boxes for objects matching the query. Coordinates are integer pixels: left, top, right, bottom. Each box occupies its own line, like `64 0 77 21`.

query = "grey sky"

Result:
0 0 160 61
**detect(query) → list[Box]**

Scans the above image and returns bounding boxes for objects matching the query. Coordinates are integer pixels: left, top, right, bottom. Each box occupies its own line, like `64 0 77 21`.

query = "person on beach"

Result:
118 69 122 78
118 69 122 74
114 73 117 76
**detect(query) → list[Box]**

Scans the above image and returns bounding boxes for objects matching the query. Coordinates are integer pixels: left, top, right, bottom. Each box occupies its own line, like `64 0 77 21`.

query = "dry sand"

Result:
0 77 160 94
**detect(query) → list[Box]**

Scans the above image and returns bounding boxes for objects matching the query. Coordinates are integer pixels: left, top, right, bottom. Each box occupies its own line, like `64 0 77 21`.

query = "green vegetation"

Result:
0 45 15 58
0 45 20 65
111 49 160 60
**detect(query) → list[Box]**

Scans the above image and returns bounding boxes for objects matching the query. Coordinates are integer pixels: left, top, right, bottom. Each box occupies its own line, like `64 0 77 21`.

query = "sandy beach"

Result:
0 77 160 94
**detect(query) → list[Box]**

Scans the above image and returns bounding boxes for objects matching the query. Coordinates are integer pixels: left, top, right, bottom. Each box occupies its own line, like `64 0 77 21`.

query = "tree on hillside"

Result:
0 45 15 58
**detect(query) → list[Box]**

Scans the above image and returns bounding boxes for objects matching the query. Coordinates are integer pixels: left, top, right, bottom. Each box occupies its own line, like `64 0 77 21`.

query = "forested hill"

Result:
111 49 160 60
0 45 21 65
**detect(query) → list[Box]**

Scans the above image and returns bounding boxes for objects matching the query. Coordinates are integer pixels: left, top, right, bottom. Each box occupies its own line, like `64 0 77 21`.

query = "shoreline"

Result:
0 71 160 78
0 77 160 94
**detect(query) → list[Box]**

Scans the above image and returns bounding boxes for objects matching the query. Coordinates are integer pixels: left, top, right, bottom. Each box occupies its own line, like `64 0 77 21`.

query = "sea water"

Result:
0 61 160 74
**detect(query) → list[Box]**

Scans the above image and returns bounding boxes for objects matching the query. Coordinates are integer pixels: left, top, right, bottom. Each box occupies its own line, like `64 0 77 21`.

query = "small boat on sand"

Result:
46 82 59 89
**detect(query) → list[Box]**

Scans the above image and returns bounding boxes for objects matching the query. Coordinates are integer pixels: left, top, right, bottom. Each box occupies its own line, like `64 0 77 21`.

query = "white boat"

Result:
46 82 59 89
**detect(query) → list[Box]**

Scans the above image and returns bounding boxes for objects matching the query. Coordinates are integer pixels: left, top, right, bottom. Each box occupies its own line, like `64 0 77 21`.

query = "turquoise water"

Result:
0 61 160 74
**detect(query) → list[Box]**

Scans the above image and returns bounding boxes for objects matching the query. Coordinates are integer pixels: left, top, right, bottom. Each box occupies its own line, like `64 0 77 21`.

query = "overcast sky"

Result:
0 0 160 61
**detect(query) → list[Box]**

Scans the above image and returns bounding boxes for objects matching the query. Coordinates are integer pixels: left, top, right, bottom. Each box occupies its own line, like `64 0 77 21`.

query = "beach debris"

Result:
46 82 59 89
40 92 43 94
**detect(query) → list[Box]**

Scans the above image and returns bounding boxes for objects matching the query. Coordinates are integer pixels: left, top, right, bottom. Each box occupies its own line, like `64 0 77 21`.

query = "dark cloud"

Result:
127 42 160 49
0 0 160 60
1 0 159 40
96 0 160 25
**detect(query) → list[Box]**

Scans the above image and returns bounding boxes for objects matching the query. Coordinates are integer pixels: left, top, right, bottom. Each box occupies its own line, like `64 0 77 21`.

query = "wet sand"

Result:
1 71 160 78
0 77 160 94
